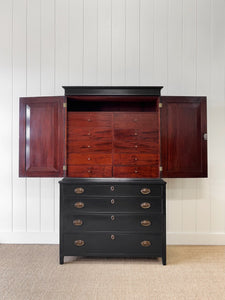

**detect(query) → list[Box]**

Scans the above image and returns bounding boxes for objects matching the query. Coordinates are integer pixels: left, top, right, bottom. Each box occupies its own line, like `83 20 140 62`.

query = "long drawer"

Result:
62 196 162 213
63 232 162 256
62 183 162 197
63 213 163 232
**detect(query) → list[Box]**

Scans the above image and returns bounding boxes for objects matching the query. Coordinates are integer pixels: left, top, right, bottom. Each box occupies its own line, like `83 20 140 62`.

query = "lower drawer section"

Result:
63 232 162 256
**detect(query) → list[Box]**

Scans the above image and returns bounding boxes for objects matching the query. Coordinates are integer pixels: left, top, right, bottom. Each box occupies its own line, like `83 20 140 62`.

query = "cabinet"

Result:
19 86 207 265
60 178 166 265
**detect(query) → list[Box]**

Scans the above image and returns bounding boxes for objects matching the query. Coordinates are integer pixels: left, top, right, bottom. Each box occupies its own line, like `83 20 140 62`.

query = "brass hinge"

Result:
159 103 163 108
63 165 67 171
63 102 67 108
159 166 163 172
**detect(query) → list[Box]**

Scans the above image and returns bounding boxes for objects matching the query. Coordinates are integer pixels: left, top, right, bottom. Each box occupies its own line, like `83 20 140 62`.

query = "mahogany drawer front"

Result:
67 139 112 153
62 183 162 197
63 196 162 213
67 165 112 178
64 214 163 233
113 166 160 178
114 128 158 142
68 153 112 165
68 112 113 127
63 232 162 255
114 140 159 153
68 127 112 140
114 113 158 129
113 153 159 166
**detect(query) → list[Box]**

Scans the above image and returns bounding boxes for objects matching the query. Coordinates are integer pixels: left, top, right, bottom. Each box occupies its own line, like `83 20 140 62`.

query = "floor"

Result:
0 245 224 300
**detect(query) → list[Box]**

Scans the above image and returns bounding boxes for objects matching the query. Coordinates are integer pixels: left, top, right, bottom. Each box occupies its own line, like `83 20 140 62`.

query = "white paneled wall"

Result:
0 0 224 244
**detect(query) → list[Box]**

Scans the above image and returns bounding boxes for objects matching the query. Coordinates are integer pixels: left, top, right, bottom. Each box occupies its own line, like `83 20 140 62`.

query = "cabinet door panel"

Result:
19 97 65 177
160 96 207 177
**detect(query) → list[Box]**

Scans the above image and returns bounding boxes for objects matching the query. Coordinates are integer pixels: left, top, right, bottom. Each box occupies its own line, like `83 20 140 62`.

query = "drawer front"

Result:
68 139 112 153
67 153 112 165
62 183 162 197
114 113 158 129
64 214 163 232
113 166 159 178
63 196 162 213
114 140 158 153
68 127 112 140
63 232 162 255
113 153 159 166
67 165 112 178
68 112 113 127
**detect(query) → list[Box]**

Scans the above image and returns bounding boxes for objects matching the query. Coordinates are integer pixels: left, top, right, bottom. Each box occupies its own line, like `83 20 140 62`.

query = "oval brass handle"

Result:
111 186 115 191
134 170 138 173
74 187 84 194
141 188 151 195
140 202 151 209
141 240 151 247
111 199 115 204
74 202 84 209
74 240 85 247
87 118 91 122
73 219 83 226
111 215 115 221
111 234 115 240
141 220 151 227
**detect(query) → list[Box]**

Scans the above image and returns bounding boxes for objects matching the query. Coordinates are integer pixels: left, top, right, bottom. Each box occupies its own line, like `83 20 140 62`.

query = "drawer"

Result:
67 165 112 178
114 140 158 153
67 138 112 153
114 128 158 142
62 196 162 213
68 112 112 127
68 127 112 140
113 166 159 178
62 183 162 197
113 153 159 166
67 153 112 165
114 112 158 129
63 232 162 255
64 213 163 233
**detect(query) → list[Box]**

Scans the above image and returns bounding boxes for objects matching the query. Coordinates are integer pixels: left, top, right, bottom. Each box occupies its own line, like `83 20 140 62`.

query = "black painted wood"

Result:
62 86 163 96
59 178 166 265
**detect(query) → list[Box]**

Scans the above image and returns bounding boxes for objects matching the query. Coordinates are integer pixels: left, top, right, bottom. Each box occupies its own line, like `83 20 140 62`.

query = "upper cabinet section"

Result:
19 97 65 177
160 96 207 178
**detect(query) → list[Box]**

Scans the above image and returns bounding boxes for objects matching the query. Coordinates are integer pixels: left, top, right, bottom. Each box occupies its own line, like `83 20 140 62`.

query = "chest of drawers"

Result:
59 178 166 265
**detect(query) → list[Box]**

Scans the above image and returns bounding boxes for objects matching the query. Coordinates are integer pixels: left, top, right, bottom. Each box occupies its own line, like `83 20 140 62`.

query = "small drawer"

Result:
64 214 163 233
67 153 112 165
114 112 158 129
113 166 160 178
63 232 162 256
62 196 162 213
68 112 113 127
67 139 112 153
114 140 158 153
68 127 112 140
62 183 162 197
113 153 159 166
67 165 112 178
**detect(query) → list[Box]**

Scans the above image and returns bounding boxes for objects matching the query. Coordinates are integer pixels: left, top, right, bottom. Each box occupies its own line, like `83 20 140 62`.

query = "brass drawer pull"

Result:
111 234 115 240
111 199 115 204
87 169 92 173
110 186 115 191
74 202 84 209
111 215 115 221
140 202 151 209
141 220 151 227
141 240 151 247
73 219 83 226
134 170 138 173
141 188 151 195
74 240 85 247
87 118 91 122
74 187 84 194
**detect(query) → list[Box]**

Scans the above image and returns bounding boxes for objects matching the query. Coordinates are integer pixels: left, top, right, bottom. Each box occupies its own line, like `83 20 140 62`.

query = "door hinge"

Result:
203 133 207 141
159 166 163 172
159 102 163 108
63 102 67 108
63 165 67 171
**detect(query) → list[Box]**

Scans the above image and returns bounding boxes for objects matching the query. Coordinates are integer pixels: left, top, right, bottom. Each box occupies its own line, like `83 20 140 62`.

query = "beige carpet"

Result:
0 245 224 300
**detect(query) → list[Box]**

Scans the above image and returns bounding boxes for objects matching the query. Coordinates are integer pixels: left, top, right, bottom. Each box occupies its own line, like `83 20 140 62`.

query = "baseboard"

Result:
167 233 225 245
0 232 224 245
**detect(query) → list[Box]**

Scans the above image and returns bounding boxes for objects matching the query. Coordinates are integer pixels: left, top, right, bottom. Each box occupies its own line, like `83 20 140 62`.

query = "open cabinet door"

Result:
160 96 207 178
19 96 66 177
